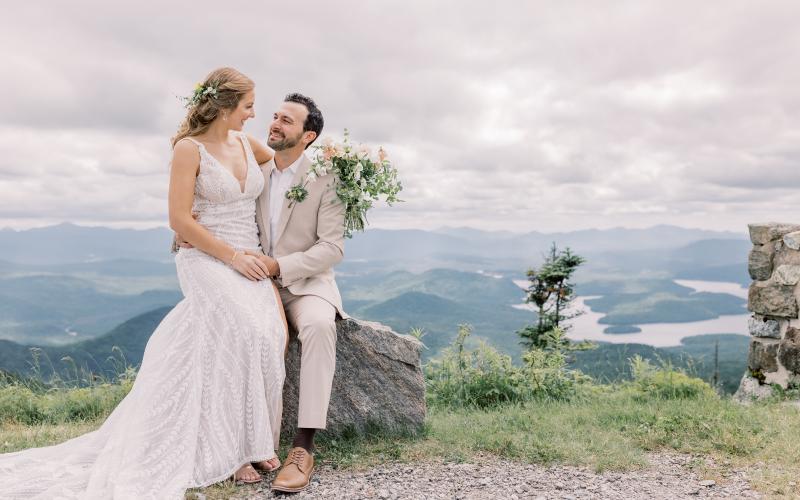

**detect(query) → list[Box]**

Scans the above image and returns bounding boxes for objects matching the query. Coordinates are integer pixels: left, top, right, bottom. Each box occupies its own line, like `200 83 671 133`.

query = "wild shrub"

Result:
425 325 589 408
0 367 135 425
628 355 715 400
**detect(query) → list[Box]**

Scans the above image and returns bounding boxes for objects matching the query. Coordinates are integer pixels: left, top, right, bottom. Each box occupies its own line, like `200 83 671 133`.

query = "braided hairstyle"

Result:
171 67 254 148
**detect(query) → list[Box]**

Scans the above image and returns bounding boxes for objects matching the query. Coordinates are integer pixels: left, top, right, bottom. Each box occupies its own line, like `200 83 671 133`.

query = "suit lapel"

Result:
275 155 311 246
257 160 273 252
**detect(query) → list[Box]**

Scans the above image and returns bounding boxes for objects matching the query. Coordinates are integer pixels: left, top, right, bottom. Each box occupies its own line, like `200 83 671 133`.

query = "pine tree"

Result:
517 243 585 350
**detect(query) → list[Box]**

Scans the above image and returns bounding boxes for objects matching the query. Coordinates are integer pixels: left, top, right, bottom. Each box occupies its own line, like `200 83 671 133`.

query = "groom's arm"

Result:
275 180 345 286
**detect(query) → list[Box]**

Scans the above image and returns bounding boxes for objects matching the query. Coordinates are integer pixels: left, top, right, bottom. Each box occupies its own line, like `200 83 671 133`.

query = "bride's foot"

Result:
253 456 281 472
233 463 262 484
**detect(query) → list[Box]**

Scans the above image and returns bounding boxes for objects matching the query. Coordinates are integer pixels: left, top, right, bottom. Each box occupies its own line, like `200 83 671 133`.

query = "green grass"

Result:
4 372 800 497
5 388 799 497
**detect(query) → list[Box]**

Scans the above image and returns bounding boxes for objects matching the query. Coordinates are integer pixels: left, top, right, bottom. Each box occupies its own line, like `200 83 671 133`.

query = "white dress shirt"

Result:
268 154 305 255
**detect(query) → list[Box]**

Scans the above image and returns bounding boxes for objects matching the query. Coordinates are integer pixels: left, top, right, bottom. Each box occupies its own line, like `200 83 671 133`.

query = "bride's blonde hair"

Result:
171 67 254 147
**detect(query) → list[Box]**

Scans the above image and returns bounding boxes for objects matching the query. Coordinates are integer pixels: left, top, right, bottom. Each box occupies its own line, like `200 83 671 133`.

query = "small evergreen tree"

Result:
517 243 586 349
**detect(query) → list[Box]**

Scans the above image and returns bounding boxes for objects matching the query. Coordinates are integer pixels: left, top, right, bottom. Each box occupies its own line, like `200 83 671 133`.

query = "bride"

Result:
0 67 288 498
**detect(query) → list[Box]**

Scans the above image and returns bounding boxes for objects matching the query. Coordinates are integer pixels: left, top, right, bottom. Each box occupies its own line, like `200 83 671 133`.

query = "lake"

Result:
513 279 750 347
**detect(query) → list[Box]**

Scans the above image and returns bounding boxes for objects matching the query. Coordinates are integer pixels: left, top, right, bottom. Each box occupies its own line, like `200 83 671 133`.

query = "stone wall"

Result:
737 222 800 398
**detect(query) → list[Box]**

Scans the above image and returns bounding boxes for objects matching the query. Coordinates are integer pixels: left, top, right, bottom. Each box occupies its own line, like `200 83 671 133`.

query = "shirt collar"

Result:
270 154 305 176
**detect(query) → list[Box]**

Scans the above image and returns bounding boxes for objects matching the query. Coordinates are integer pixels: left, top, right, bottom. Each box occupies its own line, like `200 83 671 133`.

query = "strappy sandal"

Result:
253 456 282 472
232 463 262 484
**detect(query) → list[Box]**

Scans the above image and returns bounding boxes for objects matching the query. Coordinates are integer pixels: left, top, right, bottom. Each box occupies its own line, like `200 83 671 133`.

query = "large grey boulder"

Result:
281 318 426 438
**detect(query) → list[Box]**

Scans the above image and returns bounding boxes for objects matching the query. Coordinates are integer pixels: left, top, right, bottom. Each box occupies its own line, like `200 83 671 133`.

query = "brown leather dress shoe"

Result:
271 447 314 493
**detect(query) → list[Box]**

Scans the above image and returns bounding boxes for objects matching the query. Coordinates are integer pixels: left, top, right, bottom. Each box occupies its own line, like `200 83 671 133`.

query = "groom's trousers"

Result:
278 289 337 430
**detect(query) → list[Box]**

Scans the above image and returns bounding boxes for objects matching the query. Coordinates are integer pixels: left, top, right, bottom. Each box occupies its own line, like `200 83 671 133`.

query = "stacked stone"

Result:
739 223 800 397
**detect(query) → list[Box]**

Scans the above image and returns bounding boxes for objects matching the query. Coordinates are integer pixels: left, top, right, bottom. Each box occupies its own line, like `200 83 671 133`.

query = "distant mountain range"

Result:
0 307 172 379
0 273 181 344
0 223 752 346
0 222 756 394
0 224 175 264
0 222 747 268
0 306 749 394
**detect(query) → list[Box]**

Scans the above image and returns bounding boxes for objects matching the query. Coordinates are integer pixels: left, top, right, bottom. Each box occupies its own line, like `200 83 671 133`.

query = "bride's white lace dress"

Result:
0 132 286 499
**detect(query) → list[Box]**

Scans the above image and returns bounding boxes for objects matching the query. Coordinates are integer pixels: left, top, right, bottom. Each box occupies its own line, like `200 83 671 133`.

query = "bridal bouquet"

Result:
309 130 402 238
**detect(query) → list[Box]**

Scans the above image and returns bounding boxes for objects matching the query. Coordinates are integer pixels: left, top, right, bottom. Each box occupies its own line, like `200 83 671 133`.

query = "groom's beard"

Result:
268 130 303 151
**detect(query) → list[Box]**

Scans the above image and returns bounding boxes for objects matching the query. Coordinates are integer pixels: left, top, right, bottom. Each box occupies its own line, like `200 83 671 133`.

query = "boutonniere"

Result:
285 183 309 207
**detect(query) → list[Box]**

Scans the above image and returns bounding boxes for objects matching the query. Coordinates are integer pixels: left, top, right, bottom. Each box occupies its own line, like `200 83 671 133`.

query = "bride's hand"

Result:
244 250 280 277
230 252 271 281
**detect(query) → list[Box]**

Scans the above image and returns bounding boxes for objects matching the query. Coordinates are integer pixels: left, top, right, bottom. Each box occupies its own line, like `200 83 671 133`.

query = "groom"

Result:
250 93 346 493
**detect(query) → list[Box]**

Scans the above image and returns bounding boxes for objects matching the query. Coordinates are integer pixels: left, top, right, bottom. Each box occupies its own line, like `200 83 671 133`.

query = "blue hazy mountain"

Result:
0 223 175 264
0 223 750 351
0 223 746 269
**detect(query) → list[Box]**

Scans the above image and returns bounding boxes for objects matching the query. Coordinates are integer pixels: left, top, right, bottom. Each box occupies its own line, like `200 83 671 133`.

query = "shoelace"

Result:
288 449 308 471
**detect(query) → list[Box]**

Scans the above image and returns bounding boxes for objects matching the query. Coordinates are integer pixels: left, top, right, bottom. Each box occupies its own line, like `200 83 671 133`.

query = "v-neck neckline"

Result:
197 134 250 194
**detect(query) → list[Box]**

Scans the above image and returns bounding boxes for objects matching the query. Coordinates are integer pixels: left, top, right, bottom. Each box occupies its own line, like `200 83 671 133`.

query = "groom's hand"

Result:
175 232 193 249
244 250 280 278
174 213 199 250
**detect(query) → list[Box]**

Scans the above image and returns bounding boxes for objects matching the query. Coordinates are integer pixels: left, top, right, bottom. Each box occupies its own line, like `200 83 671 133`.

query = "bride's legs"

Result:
253 280 288 473
271 280 289 355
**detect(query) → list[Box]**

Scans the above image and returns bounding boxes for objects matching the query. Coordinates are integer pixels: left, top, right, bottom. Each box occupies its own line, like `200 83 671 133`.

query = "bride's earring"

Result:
222 112 228 122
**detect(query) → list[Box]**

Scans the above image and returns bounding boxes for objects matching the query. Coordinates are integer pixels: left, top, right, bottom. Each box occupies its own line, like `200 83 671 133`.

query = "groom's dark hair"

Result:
285 93 323 149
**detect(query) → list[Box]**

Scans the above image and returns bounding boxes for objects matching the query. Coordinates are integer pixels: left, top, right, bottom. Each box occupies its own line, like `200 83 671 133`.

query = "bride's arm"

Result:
169 141 270 281
245 134 274 164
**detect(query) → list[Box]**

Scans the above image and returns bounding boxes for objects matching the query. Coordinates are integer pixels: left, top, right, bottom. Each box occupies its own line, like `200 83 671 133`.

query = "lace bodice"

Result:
181 132 264 252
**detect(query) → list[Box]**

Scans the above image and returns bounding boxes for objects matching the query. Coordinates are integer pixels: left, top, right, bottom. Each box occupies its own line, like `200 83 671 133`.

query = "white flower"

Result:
307 171 317 183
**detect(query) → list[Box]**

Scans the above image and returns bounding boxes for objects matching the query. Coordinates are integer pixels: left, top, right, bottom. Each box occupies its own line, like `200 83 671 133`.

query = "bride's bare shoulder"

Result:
171 138 201 171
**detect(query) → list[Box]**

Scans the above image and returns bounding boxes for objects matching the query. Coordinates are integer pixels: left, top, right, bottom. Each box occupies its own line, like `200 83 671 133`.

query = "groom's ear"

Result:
303 130 317 148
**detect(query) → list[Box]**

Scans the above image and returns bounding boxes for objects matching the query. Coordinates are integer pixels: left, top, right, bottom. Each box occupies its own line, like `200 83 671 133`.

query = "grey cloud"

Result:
1 0 799 233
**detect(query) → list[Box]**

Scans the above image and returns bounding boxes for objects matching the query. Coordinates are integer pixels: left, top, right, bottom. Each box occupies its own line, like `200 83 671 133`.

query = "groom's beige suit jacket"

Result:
255 155 347 318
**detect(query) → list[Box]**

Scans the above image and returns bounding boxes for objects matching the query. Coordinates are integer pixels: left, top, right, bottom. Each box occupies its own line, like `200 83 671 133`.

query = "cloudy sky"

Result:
1 1 797 233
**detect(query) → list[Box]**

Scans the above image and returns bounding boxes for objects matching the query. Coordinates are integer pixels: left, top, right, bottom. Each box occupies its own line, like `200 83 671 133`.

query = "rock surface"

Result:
749 222 800 245
218 453 760 499
281 318 426 437
783 231 800 250
748 244 774 281
774 265 800 286
748 340 779 373
739 222 800 394
779 328 800 374
748 283 798 318
748 316 781 339
735 374 774 402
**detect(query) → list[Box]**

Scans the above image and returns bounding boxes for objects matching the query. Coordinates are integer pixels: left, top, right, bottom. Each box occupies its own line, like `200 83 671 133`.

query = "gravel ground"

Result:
208 452 759 499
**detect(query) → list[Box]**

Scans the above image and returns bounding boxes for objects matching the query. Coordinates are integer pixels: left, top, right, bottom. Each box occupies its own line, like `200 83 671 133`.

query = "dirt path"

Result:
199 452 759 499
